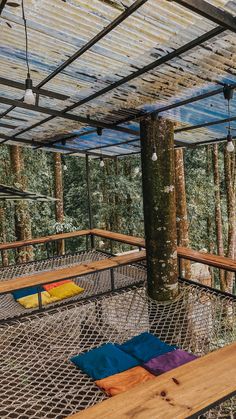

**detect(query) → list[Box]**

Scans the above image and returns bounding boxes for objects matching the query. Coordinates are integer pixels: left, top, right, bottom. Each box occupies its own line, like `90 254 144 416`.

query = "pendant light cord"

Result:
228 98 231 134
21 0 30 78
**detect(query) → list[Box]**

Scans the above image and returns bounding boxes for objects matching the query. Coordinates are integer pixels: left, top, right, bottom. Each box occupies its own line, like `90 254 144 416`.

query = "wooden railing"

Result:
0 229 90 252
67 342 236 419
1 228 236 273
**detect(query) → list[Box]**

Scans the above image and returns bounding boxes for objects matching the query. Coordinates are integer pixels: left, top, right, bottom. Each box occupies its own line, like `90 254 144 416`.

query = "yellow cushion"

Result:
47 282 84 300
17 291 58 309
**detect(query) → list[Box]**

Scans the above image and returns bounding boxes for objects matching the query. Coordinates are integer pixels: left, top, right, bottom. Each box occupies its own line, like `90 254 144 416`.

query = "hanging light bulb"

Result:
151 147 157 161
226 132 234 152
23 75 35 105
100 157 105 168
22 0 35 106
223 86 235 153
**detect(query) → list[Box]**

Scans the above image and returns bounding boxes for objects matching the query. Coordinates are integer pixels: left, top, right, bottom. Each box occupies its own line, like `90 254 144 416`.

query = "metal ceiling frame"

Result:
0 133 133 158
0 77 69 101
0 0 7 16
113 83 236 126
0 96 138 135
1 0 236 155
175 114 236 133
0 24 225 147
0 0 148 134
173 0 236 33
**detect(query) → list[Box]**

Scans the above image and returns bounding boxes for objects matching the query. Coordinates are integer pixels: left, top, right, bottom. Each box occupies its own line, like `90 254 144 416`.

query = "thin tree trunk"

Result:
9 145 33 263
223 148 236 293
207 146 215 254
140 116 178 301
212 144 225 289
54 153 65 255
174 148 191 279
0 205 9 266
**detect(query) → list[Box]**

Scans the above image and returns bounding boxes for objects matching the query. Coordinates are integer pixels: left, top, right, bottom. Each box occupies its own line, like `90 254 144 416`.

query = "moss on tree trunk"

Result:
140 116 178 301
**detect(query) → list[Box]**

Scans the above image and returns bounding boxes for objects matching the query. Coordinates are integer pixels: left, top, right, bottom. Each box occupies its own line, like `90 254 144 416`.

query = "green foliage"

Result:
185 146 228 252
0 143 231 261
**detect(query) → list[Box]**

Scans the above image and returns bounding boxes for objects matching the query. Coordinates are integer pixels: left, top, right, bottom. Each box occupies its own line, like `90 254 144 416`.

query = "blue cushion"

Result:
116 332 177 362
12 285 44 300
70 343 139 380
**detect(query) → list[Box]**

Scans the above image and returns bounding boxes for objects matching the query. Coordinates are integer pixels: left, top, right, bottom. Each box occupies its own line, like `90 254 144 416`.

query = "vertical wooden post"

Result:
140 116 178 301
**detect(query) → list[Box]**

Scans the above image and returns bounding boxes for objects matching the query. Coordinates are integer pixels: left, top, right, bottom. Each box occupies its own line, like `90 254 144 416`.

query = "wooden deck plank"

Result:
0 229 91 251
67 342 236 419
0 250 146 293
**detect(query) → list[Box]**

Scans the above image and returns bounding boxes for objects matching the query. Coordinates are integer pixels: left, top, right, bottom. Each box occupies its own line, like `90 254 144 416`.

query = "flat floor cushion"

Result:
95 366 155 396
12 285 44 300
71 343 139 380
47 282 84 300
117 332 177 362
143 349 197 375
17 291 58 309
43 280 72 291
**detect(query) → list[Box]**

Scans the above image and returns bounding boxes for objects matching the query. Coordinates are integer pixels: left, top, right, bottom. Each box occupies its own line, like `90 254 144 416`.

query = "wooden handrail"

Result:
91 228 145 248
0 229 91 251
67 342 236 419
93 230 236 273
1 228 236 273
0 250 146 294
177 246 236 272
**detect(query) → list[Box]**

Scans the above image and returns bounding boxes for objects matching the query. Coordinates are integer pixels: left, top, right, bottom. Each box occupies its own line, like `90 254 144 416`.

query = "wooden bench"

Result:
0 250 146 294
67 342 236 419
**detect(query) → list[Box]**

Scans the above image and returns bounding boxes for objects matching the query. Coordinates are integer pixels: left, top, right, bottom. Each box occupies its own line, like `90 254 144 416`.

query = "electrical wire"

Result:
21 0 30 78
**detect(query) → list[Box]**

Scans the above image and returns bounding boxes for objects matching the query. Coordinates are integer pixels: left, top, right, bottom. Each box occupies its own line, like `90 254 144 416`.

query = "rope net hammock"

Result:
0 250 145 320
0 258 235 418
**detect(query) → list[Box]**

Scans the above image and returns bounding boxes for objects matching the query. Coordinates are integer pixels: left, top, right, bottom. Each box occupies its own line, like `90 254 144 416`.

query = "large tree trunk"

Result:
223 148 236 293
54 153 65 255
174 148 191 279
212 144 225 289
140 116 178 301
9 145 33 263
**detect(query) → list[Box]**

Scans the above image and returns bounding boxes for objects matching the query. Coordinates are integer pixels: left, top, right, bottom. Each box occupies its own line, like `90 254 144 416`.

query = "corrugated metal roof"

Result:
0 0 236 156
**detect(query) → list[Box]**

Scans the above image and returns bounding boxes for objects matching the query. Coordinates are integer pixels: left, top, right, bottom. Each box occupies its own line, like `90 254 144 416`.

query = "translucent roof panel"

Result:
0 0 236 156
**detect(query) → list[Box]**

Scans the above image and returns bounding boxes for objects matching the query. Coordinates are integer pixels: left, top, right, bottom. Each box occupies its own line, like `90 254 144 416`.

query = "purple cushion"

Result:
143 349 197 375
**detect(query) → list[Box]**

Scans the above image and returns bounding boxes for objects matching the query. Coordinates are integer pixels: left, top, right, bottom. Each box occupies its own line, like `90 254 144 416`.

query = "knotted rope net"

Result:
0 250 145 320
0 260 235 418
